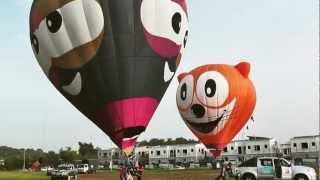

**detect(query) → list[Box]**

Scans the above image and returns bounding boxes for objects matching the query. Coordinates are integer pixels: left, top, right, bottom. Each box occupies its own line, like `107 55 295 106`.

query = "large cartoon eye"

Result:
30 34 39 54
172 12 182 34
196 71 229 107
177 75 194 109
32 0 104 60
141 0 188 57
46 10 63 33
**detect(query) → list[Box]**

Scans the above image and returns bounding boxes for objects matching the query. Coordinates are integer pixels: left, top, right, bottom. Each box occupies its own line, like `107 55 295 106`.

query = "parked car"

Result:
77 164 89 174
51 164 78 180
234 157 316 180
87 164 97 174
42 166 54 176
41 166 53 172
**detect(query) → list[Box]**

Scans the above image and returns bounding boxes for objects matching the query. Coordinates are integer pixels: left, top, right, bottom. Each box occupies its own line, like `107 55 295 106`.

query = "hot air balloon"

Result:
176 62 256 156
29 0 189 156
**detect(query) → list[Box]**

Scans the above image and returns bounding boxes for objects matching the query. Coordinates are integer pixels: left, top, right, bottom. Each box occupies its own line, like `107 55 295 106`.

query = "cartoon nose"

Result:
191 104 205 118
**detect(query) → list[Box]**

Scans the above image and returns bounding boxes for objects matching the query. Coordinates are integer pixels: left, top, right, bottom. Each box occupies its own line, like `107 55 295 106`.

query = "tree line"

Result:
138 137 198 147
0 142 97 170
0 137 198 170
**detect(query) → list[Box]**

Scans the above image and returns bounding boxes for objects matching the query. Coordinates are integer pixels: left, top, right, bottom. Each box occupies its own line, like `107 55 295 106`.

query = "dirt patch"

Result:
78 169 223 180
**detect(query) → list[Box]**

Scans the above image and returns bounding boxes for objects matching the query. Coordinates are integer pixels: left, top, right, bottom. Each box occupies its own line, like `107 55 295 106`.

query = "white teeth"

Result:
213 126 218 134
62 72 82 96
211 99 236 135
164 61 174 82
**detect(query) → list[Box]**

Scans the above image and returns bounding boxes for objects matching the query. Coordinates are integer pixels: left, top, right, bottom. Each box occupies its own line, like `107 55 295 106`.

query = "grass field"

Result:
0 171 49 180
0 169 222 180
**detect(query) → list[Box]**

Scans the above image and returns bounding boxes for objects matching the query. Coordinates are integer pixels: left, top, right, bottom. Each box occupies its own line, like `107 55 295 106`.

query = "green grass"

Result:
0 171 49 180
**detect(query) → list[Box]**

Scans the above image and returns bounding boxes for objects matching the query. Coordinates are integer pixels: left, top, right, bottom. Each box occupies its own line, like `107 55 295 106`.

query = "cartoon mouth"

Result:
187 112 225 134
62 72 82 96
164 61 174 82
186 99 236 134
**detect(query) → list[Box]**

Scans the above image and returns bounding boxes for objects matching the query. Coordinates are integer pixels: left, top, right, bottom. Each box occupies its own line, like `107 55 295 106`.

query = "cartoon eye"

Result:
177 75 194 109
46 10 63 33
31 34 39 54
205 79 216 97
32 0 104 59
172 12 182 34
196 71 229 107
183 30 188 48
141 0 188 57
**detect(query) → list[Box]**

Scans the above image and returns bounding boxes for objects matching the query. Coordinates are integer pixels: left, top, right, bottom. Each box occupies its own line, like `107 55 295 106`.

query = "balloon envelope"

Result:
30 0 189 155
176 62 256 156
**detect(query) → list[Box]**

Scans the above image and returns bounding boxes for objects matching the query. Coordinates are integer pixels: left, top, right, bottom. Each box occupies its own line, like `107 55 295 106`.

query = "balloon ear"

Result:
235 62 251 78
177 73 187 83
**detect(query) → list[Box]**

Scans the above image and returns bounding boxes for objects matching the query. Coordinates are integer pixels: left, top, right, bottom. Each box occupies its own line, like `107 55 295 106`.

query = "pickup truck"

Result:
51 164 78 180
234 157 316 180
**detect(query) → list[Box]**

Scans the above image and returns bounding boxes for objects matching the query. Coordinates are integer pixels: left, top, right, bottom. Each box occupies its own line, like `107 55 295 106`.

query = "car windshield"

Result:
280 159 290 167
58 166 72 170
238 157 257 167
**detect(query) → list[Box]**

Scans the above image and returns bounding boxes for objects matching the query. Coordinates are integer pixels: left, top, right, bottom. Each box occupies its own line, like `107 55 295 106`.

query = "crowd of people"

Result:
119 158 236 180
119 158 144 180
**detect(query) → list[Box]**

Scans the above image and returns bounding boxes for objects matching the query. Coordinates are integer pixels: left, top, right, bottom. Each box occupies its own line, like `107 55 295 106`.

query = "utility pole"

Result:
110 149 113 171
23 149 26 171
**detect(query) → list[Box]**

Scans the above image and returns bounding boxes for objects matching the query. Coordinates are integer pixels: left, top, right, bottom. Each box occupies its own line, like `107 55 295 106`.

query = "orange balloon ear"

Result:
177 73 188 82
235 62 251 78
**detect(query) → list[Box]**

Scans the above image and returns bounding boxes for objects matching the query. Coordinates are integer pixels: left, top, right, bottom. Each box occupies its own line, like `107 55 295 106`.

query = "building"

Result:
279 143 291 157
97 147 124 165
290 135 319 159
96 135 320 167
221 136 279 163
147 143 210 165
134 146 149 158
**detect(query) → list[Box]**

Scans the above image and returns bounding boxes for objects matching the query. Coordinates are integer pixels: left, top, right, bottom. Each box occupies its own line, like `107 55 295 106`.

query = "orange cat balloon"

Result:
176 62 256 156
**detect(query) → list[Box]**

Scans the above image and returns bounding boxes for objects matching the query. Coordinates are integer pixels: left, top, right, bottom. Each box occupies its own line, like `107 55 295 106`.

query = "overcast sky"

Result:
0 0 318 152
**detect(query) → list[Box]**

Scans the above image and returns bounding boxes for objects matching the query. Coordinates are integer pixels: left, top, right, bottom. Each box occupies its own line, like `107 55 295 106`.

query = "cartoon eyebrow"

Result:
30 0 75 32
172 0 188 16
30 7 44 32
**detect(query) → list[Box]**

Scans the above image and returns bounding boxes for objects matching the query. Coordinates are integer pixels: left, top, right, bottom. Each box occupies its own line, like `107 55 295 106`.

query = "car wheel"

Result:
241 173 256 180
294 174 308 180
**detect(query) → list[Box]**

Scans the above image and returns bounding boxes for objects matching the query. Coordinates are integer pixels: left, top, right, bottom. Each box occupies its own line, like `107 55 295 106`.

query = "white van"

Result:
77 164 89 174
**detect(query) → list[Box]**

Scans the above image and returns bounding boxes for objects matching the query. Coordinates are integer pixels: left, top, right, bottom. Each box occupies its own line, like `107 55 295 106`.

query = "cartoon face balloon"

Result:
176 62 256 156
30 0 189 155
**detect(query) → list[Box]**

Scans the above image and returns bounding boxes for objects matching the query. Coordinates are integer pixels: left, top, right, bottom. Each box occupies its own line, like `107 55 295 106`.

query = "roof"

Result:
247 136 272 140
146 143 202 149
291 135 320 139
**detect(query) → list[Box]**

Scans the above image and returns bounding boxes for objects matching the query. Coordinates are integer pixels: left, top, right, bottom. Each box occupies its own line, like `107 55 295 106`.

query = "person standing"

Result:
136 162 144 180
119 163 126 180
216 161 227 180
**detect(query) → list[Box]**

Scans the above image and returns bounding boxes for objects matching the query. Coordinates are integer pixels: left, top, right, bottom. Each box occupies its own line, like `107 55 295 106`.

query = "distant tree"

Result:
4 156 23 170
46 151 60 167
175 137 189 144
148 138 166 146
138 138 198 146
59 147 79 163
78 142 97 159
138 140 148 146
166 138 174 145
82 159 89 164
